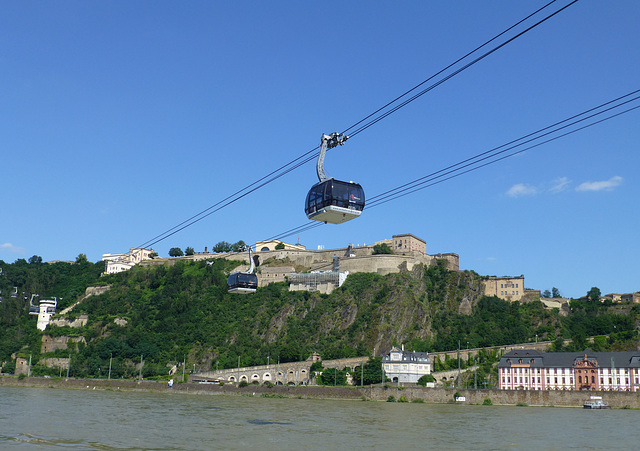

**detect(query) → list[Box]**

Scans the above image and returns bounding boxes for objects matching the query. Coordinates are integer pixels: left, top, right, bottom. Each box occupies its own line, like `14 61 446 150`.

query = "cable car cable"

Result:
345 0 580 139
135 0 579 249
205 90 638 276
340 0 561 137
367 89 640 206
367 96 640 208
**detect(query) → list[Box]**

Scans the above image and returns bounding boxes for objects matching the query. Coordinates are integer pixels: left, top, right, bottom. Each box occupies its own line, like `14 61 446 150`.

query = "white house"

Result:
382 345 431 384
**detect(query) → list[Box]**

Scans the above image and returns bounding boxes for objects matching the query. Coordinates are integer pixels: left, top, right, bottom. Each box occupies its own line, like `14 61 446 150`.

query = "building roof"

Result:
383 346 431 363
391 233 426 244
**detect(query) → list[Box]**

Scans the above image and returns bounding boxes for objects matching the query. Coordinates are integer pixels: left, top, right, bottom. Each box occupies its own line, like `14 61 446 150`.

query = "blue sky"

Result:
2 1 638 299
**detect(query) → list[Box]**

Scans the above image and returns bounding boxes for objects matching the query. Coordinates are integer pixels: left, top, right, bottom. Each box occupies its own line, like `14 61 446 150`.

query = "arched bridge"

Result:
193 356 368 385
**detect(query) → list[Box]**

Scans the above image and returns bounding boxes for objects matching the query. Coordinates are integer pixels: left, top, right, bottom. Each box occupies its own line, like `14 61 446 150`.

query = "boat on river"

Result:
583 396 611 409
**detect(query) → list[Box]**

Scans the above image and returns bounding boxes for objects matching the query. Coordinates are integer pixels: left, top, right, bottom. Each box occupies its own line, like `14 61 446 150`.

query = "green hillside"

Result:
1 257 637 379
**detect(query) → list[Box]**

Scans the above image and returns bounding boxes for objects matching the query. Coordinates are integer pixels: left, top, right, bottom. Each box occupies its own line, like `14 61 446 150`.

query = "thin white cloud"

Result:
576 176 623 192
549 177 570 193
507 183 537 198
1 243 25 253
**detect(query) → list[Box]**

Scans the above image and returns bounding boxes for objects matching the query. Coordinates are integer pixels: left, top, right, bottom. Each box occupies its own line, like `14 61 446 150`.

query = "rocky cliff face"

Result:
252 261 485 357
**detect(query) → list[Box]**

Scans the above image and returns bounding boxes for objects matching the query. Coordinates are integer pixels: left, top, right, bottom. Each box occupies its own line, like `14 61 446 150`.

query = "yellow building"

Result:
483 275 525 301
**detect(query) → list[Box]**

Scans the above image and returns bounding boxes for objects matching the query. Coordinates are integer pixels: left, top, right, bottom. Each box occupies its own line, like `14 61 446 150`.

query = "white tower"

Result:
36 299 57 331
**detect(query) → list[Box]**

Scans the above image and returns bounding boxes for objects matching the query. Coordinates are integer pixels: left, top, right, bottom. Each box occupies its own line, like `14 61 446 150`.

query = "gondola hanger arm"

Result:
317 132 348 182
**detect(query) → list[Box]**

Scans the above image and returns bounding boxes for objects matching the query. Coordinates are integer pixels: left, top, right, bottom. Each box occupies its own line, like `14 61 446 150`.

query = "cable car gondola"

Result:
28 294 39 315
305 133 365 224
227 245 258 294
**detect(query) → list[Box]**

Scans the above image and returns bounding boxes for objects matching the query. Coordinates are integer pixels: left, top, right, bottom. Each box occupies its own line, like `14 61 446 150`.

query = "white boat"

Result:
583 396 611 409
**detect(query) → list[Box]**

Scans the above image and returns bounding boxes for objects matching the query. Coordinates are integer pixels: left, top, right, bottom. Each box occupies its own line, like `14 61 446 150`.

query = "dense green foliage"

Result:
0 258 106 364
372 243 393 255
1 257 638 380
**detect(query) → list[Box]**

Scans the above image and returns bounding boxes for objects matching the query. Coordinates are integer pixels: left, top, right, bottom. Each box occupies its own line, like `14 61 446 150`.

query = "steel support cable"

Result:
136 145 320 249
367 102 640 209
140 150 323 249
340 0 560 136
205 221 324 263
367 90 640 206
221 92 639 262
204 95 639 272
347 0 580 139
136 1 577 250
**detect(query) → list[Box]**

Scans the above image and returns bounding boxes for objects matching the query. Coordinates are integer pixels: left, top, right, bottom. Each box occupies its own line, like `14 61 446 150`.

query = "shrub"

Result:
417 374 435 386
372 243 393 255
386 395 396 402
483 398 493 406
238 380 249 388
398 395 409 403
2 362 16 374
411 398 425 403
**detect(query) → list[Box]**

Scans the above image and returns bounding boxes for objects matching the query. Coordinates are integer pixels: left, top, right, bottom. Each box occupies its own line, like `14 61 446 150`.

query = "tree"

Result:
542 290 551 299
212 241 232 253
318 367 347 385
75 254 88 264
587 286 601 303
372 243 393 255
352 357 383 385
169 248 184 257
552 287 561 298
28 255 43 264
230 240 246 252
275 242 285 250
417 374 435 386
185 247 195 256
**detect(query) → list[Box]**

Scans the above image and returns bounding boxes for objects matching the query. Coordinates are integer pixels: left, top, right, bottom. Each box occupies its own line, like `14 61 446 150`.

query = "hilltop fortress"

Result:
136 233 459 292
104 233 538 301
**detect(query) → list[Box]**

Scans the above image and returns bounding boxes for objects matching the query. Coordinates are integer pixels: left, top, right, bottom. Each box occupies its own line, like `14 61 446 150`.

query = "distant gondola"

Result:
305 133 365 224
28 294 39 315
227 245 258 294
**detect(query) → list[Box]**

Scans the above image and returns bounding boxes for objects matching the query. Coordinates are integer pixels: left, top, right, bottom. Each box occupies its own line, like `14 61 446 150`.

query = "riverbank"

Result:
2 376 639 408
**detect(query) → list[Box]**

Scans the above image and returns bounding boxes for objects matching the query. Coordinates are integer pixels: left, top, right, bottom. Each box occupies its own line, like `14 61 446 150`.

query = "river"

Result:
1 386 637 450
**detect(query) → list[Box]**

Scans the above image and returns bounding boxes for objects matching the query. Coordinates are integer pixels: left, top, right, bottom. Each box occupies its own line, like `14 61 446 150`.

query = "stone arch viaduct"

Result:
193 356 369 385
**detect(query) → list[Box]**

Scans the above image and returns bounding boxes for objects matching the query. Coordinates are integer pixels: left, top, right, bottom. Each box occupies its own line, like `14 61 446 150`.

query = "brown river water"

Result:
1 386 638 450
